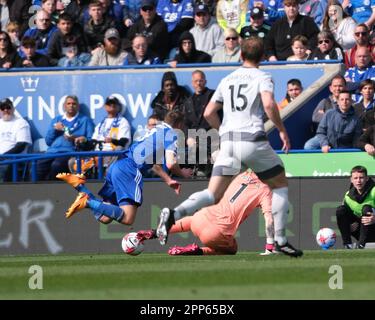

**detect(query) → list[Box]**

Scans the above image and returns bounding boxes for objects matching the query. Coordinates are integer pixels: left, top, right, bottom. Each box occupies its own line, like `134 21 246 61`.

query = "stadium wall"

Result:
0 177 351 255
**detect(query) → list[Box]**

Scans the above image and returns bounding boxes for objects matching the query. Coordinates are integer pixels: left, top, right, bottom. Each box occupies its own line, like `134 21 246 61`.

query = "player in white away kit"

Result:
157 37 303 257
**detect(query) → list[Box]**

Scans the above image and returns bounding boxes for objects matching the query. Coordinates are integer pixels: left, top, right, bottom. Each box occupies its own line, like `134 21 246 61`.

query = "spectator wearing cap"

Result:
156 0 195 50
37 95 95 181
126 0 169 61
169 31 211 67
151 71 191 121
83 1 116 52
240 7 270 40
123 34 160 65
47 13 87 66
88 28 127 66
0 98 32 182
189 3 224 57
216 0 248 34
264 0 319 61
70 95 131 174
212 28 241 63
247 0 285 26
23 9 58 57
15 36 51 67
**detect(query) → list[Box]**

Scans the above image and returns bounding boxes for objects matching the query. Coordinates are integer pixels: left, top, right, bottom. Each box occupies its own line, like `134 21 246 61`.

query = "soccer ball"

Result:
121 232 144 256
316 228 336 250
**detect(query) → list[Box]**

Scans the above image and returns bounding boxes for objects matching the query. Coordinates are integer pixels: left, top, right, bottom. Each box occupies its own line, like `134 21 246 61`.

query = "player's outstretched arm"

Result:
151 164 181 195
261 90 290 153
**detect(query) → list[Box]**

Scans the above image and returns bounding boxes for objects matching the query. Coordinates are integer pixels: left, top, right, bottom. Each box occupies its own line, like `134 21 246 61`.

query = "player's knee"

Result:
336 205 349 218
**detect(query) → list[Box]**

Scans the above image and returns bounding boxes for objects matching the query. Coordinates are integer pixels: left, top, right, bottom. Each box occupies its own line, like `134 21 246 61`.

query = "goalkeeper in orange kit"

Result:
136 170 279 255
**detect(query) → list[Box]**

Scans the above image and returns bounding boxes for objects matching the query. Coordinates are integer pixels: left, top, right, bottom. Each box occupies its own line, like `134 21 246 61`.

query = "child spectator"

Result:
278 78 303 110
287 35 309 61
15 36 51 67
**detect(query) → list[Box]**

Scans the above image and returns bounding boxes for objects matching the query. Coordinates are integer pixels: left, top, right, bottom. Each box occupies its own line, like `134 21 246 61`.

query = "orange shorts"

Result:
190 209 237 254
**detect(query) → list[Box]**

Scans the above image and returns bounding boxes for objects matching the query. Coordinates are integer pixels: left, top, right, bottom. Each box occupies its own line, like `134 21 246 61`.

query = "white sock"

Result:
272 187 289 246
174 189 215 220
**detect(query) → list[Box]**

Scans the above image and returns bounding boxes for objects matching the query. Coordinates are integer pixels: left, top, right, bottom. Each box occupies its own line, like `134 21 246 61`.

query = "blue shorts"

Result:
98 158 143 207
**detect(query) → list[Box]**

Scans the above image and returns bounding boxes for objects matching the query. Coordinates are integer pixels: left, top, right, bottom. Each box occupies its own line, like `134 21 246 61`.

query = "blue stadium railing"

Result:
0 148 362 183
0 151 124 182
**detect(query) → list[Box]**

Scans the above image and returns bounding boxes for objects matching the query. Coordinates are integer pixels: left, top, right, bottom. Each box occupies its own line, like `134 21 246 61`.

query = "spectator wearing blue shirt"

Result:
157 0 195 50
37 95 95 180
344 0 375 28
23 10 58 56
247 0 285 26
345 47 375 102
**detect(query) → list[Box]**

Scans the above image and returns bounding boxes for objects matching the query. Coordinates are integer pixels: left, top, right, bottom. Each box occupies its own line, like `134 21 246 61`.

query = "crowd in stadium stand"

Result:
1 0 375 181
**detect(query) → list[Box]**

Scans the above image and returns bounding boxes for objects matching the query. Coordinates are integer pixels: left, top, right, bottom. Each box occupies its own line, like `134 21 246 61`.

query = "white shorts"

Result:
212 140 284 179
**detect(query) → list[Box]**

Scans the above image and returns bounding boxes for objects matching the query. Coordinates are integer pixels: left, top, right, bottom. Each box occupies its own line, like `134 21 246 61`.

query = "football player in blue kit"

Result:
57 110 192 225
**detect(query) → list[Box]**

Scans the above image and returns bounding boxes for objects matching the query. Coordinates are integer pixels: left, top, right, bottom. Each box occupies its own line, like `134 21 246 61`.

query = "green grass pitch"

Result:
1 250 374 300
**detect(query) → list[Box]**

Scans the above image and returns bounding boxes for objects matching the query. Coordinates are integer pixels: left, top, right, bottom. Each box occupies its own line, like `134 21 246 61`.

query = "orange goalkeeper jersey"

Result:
202 171 272 236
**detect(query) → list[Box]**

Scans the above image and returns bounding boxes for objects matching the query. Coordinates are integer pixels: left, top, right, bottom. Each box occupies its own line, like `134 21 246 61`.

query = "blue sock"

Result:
76 184 95 199
87 198 124 222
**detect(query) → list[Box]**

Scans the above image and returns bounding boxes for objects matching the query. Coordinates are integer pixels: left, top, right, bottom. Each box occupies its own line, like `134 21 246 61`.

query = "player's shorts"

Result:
190 210 238 254
212 138 284 180
98 157 143 207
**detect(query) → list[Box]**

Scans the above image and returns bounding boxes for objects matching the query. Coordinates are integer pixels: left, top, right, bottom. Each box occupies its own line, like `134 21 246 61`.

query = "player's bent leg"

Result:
118 204 138 225
56 172 86 188
156 208 176 245
169 216 193 234
261 170 303 257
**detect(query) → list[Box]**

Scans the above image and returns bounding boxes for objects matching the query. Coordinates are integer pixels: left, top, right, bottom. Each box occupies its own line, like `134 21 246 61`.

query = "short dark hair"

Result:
331 74 346 85
240 37 264 64
21 36 36 48
359 79 375 91
291 35 308 47
287 78 302 87
164 110 185 127
338 90 351 97
58 13 73 23
351 165 368 176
